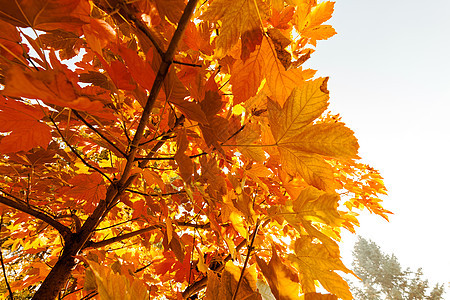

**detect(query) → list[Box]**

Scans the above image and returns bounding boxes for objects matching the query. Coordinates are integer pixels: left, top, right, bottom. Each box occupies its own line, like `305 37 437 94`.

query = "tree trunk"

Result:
31 190 115 300
31 247 77 300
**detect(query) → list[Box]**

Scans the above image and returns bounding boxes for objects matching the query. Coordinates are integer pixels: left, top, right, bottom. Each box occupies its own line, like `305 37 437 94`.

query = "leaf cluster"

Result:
0 0 390 299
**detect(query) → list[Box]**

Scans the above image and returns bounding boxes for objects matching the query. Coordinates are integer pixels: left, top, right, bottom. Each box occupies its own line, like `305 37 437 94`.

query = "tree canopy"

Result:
0 0 390 299
351 237 445 300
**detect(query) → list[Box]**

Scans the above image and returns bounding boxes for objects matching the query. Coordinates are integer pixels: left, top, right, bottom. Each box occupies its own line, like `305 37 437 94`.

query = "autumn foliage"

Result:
0 0 390 299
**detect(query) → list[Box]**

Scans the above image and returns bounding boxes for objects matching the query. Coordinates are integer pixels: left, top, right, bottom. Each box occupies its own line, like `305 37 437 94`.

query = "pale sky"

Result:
307 0 450 288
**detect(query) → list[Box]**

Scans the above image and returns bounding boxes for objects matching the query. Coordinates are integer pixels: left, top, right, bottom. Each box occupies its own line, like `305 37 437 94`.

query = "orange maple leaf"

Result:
0 96 52 153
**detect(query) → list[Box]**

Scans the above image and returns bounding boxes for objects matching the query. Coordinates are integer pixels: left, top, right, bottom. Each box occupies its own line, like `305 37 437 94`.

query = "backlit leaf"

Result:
307 2 335 28
268 78 330 143
288 238 354 300
262 38 305 106
205 262 262 300
279 147 335 191
256 247 301 300
2 65 105 112
0 97 52 153
279 123 359 160
230 47 265 104
154 0 184 24
0 0 90 33
87 260 148 300
40 30 81 59
202 0 269 56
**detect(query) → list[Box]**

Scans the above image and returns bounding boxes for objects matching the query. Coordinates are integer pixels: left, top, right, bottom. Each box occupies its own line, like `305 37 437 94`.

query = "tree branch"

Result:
0 194 72 240
125 189 186 197
72 110 127 158
49 115 113 183
118 2 165 57
31 2 200 298
118 0 200 185
82 224 162 249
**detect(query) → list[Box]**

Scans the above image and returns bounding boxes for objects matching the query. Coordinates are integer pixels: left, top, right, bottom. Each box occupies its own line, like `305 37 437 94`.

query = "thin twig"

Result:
72 110 127 157
125 189 186 197
232 220 260 300
173 60 202 67
175 221 210 230
79 291 98 300
137 115 185 164
49 115 113 184
134 262 153 273
61 287 83 299
82 224 163 249
94 218 140 231
138 132 176 146
0 215 14 300
135 152 208 162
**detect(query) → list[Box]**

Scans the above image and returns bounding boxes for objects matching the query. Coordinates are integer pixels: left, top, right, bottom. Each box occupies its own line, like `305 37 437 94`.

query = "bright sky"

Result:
307 0 450 288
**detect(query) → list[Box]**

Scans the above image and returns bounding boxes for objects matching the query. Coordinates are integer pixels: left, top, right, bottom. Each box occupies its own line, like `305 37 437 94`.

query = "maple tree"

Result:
0 0 391 299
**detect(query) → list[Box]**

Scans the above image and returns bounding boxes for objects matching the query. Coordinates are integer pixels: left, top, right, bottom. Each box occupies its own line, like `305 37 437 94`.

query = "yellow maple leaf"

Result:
268 78 330 143
307 1 335 28
279 123 359 160
256 247 301 300
278 148 335 191
235 122 266 162
302 25 337 46
286 186 343 227
205 262 261 300
261 38 306 106
288 238 354 300
294 1 337 46
281 186 343 255
268 78 358 190
202 0 269 56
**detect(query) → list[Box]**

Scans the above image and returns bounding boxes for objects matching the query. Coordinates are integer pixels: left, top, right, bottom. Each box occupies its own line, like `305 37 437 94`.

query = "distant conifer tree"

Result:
350 236 445 300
